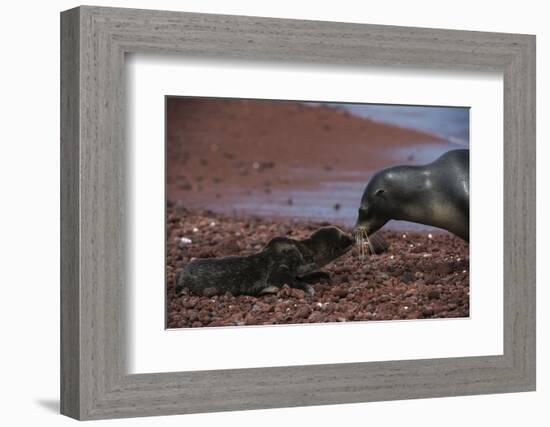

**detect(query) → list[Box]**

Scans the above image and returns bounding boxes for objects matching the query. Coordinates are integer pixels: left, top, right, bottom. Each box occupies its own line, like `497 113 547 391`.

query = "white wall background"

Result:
0 0 546 425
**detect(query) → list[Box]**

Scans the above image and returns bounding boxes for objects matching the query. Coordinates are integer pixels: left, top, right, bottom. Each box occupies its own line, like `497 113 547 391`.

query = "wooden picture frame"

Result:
60 5 536 420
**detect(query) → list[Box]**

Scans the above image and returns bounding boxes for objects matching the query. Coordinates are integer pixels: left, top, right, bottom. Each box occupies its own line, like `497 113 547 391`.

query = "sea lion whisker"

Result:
361 229 373 256
369 233 384 254
370 233 382 245
362 229 376 256
368 239 376 255
354 226 376 260
356 228 366 259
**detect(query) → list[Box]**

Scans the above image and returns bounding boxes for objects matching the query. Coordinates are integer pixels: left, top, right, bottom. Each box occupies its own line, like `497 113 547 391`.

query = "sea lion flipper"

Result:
298 271 332 284
289 281 316 296
265 264 318 296
267 264 299 288
259 285 280 295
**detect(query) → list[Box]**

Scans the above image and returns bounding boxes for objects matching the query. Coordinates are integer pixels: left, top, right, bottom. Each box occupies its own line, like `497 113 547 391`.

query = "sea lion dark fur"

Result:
354 149 469 241
174 226 354 297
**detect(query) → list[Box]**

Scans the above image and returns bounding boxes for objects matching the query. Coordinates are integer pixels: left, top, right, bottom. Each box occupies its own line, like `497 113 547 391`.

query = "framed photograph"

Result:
164 97 471 330
60 6 536 420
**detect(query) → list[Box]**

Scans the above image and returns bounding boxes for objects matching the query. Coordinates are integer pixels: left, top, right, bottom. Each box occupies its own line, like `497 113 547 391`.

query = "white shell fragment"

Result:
178 237 193 249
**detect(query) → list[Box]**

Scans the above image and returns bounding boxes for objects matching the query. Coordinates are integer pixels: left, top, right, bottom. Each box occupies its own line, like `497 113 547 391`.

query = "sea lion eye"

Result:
375 189 385 196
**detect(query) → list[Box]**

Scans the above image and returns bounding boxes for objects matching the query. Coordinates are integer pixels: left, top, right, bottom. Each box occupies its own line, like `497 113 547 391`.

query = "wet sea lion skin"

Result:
354 149 469 241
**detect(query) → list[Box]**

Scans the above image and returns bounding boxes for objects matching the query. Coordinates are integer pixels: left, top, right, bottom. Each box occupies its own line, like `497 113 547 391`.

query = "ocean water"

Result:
335 103 470 146
195 102 470 232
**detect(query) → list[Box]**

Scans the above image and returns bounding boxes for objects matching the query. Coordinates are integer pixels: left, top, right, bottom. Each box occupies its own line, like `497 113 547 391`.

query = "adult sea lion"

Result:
353 149 469 241
174 226 354 297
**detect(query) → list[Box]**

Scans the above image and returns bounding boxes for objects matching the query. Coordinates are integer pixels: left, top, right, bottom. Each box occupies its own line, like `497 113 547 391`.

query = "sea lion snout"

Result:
306 226 354 267
340 233 354 251
353 215 385 238
353 195 390 237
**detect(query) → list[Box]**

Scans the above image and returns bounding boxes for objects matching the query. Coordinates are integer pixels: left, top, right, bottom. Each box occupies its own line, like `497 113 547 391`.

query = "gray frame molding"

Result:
60 5 536 420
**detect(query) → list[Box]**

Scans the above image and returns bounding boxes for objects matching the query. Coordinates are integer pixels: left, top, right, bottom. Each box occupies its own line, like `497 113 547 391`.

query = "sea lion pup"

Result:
174 226 354 297
354 149 469 242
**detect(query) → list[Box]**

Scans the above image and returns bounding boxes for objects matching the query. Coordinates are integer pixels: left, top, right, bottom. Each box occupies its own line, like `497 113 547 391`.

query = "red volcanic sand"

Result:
166 207 470 328
166 98 446 206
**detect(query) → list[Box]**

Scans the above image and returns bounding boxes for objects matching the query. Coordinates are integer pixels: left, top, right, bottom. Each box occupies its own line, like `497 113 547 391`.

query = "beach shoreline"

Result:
166 98 461 226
